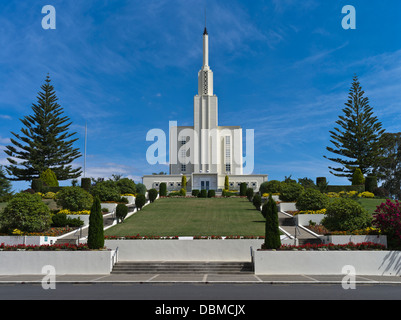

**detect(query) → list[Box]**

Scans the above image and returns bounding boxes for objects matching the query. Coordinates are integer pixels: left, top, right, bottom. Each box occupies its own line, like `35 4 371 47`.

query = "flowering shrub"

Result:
9 227 77 237
0 243 92 251
58 209 91 215
278 242 385 251
295 209 326 215
358 191 375 198
373 199 401 249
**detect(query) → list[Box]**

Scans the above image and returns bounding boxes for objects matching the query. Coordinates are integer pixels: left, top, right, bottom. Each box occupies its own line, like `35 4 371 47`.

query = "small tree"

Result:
239 183 247 196
159 183 167 197
224 175 229 190
252 194 262 210
181 175 187 189
40 168 59 187
262 195 281 249
352 168 365 186
87 197 104 249
246 188 254 202
148 188 158 202
81 177 91 192
135 194 147 210
115 203 128 223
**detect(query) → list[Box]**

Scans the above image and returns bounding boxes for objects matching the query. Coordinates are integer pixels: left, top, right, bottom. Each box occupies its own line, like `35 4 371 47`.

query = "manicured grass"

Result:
104 197 266 237
356 198 393 214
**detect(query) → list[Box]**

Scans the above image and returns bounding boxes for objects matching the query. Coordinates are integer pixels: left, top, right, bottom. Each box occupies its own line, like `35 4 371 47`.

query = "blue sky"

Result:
1 0 400 192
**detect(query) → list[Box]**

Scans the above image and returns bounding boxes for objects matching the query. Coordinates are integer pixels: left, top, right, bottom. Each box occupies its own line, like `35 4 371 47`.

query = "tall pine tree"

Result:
4 75 82 181
324 75 385 180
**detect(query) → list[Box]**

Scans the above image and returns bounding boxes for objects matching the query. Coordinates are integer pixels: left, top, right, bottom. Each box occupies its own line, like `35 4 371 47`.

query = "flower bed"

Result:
0 243 92 251
276 242 386 251
104 234 265 240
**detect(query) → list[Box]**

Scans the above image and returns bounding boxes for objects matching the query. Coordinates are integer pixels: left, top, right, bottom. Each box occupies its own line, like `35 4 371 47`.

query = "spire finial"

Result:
203 7 208 35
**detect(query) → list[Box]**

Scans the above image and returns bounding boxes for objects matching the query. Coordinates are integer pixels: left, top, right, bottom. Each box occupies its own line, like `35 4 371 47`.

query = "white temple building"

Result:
143 27 267 192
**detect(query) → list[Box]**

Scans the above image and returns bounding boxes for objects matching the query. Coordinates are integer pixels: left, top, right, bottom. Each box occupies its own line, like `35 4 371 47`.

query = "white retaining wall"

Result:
253 250 401 276
0 250 116 275
0 236 58 246
322 235 387 247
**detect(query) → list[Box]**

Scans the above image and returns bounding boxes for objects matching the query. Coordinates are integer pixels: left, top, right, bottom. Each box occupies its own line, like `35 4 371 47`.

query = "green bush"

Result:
116 203 128 223
40 168 59 187
279 183 304 202
90 181 120 202
179 188 186 197
148 188 158 203
0 192 51 233
199 189 207 198
365 175 377 193
224 175 229 190
252 194 262 210
159 183 167 197
56 186 93 211
239 183 247 196
31 179 43 193
136 183 147 195
87 197 104 249
259 180 282 195
296 188 329 211
135 194 147 210
51 213 84 228
116 178 136 195
262 195 281 249
192 189 200 197
181 176 187 188
322 198 372 232
207 189 215 198
81 178 91 192
222 189 237 197
352 168 365 185
246 188 254 202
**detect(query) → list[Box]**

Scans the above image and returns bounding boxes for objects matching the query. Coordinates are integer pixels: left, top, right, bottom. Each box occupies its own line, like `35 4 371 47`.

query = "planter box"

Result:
67 214 89 226
100 203 118 213
0 236 58 246
0 250 115 275
253 249 401 276
294 214 326 226
322 235 387 247
122 196 135 204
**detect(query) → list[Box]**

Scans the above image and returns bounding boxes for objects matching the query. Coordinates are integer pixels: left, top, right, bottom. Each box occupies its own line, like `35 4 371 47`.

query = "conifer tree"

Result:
263 195 281 249
4 75 82 181
324 75 385 180
87 196 104 249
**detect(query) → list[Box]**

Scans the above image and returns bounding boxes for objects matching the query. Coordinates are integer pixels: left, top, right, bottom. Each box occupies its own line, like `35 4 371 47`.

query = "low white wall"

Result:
253 250 401 276
279 202 297 212
294 214 326 226
122 196 135 204
322 235 387 247
67 214 90 226
0 250 115 275
106 239 259 261
100 203 117 213
0 236 58 246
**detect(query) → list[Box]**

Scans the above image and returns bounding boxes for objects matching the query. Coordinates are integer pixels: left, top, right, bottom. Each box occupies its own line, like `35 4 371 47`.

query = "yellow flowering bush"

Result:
121 194 136 197
358 191 375 198
262 193 280 197
295 209 327 215
57 209 91 215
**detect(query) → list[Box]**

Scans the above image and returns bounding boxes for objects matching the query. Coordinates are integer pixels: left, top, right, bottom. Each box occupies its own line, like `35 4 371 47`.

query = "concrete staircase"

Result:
111 261 254 274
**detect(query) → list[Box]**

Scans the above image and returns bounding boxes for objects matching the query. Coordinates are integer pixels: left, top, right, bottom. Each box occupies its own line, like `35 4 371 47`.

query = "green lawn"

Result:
104 197 266 237
356 198 392 214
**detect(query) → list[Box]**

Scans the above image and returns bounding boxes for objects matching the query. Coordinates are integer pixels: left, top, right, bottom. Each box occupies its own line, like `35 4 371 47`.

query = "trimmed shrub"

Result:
322 198 372 232
222 189 237 197
207 189 215 198
81 178 91 192
296 188 329 211
31 179 43 193
135 194 147 210
181 175 187 188
136 183 147 195
252 194 262 210
40 168 59 187
239 183 247 196
262 195 281 249
56 186 93 212
199 189 207 198
87 197 104 249
246 188 254 202
224 175 229 190
116 178 136 195
179 188 186 197
192 189 200 197
0 192 51 233
116 203 128 223
279 183 304 202
51 213 84 228
159 182 167 197
90 181 120 202
352 168 365 186
365 175 377 193
316 177 328 193
148 188 158 203
259 180 282 195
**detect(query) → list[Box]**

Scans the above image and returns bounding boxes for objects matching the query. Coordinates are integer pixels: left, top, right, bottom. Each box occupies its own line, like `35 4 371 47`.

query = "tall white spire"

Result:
198 26 213 96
